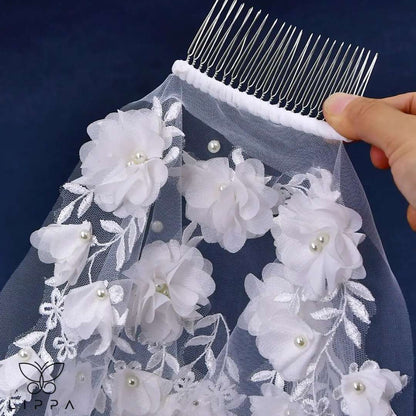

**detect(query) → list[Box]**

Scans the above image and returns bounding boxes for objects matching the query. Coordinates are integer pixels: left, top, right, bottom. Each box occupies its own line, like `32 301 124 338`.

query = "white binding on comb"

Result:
172 0 378 141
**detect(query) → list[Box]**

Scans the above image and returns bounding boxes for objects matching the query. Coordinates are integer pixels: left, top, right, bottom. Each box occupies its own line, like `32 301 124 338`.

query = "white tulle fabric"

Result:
0 82 411 416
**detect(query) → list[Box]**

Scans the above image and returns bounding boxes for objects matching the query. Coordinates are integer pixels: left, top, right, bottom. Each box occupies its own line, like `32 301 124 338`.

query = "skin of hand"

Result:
323 92 416 231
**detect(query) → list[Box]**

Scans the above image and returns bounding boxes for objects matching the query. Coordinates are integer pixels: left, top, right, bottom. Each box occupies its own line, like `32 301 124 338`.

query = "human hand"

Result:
323 92 416 231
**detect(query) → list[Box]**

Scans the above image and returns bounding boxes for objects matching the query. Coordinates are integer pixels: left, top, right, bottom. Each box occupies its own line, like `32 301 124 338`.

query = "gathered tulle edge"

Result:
171 60 350 143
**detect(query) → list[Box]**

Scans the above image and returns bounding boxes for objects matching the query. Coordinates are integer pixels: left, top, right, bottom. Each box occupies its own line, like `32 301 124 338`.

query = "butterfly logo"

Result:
19 361 65 395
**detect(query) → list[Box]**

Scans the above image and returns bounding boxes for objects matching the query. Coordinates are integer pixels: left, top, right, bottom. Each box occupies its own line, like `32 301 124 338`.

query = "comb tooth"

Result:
260 24 295 100
214 6 253 79
278 32 314 108
247 19 281 94
253 22 286 97
187 0 220 64
357 52 378 96
199 0 239 73
205 3 245 75
267 26 300 103
192 0 230 69
241 18 278 92
186 0 378 120
288 34 322 111
230 12 268 87
222 9 261 84
307 40 338 116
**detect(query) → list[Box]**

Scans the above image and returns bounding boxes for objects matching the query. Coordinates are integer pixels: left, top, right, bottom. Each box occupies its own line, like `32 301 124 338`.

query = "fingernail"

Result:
324 93 357 115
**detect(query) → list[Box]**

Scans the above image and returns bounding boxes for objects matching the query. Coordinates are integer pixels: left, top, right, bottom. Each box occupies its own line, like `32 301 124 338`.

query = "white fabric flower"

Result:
178 154 279 253
239 263 323 381
161 374 245 416
30 221 92 286
125 239 215 344
271 171 365 300
288 168 341 202
52 360 94 415
334 361 407 416
0 347 50 399
250 384 304 416
61 281 126 355
76 102 182 220
107 361 172 416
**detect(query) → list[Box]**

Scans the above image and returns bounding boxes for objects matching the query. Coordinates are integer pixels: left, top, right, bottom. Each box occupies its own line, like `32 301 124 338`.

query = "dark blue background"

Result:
1 0 415 392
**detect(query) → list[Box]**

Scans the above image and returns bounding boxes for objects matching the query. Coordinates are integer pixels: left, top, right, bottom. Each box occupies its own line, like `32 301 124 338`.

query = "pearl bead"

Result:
77 372 86 383
96 288 107 299
318 233 330 244
80 230 91 240
133 152 147 164
18 349 30 361
294 336 307 348
127 375 139 388
285 409 291 416
192 400 199 406
353 381 365 393
309 242 320 252
151 220 164 233
207 139 221 154
219 183 227 191
126 160 135 167
155 283 170 297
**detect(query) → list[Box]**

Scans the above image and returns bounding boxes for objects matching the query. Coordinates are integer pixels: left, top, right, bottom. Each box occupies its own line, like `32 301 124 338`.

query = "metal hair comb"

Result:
185 0 378 120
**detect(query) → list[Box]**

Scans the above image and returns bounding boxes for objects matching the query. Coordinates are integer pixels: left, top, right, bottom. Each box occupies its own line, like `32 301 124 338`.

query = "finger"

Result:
323 93 416 159
407 205 416 232
369 145 390 169
383 92 416 115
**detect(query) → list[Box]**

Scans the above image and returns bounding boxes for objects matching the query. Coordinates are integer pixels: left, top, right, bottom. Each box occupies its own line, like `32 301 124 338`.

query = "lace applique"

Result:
0 99 408 416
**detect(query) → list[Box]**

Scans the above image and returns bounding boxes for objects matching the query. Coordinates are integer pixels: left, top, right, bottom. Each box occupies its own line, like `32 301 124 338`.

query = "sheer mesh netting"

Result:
0 73 412 416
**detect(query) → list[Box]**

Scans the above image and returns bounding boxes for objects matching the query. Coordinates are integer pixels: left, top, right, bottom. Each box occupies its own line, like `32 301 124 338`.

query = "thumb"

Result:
323 93 416 162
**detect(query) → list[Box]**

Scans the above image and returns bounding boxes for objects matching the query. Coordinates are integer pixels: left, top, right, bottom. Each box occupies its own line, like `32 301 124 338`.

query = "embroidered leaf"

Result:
77 192 93 218
164 126 185 138
226 357 239 383
274 372 285 390
290 293 300 314
14 331 44 348
146 351 163 370
346 295 370 324
113 309 128 327
45 276 57 287
39 347 54 364
194 314 218 330
250 370 275 383
100 220 123 234
63 183 88 195
164 101 182 122
127 220 137 253
163 146 180 164
205 348 216 377
95 388 107 414
116 238 126 271
185 335 213 347
152 96 162 118
346 281 375 302
291 377 313 401
310 307 341 320
344 317 362 348
165 353 180 374
231 148 244 165
115 337 134 355
57 201 75 224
